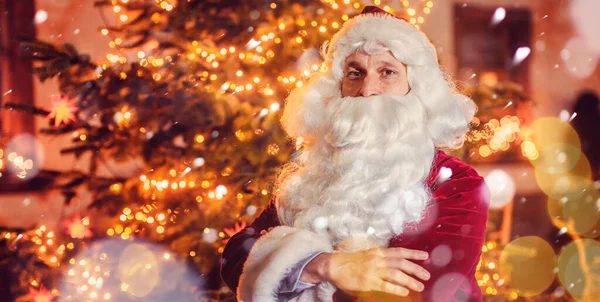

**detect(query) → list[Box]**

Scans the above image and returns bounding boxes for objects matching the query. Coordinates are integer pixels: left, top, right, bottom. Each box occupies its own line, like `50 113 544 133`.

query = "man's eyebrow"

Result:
375 60 403 69
345 60 402 71
345 61 366 72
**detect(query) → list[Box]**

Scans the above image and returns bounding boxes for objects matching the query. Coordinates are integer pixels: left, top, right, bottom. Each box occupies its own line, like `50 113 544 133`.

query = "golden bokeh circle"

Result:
547 178 600 237
526 117 581 155
531 143 582 175
557 239 600 300
118 243 159 297
535 154 592 200
499 236 556 297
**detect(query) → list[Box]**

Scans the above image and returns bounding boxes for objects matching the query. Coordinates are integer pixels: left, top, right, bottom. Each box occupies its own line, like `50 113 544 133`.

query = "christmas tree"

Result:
0 0 538 301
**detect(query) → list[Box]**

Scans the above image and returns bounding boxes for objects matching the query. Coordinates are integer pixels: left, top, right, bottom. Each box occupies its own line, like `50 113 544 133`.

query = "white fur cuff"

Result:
237 226 335 302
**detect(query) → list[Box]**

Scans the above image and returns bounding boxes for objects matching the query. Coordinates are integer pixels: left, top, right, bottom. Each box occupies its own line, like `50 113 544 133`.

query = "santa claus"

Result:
221 6 490 302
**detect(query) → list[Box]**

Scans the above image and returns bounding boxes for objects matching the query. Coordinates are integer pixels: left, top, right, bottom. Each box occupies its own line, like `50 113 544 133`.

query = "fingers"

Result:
386 258 430 281
329 247 430 297
259 227 274 235
381 268 424 293
382 247 429 260
377 279 410 297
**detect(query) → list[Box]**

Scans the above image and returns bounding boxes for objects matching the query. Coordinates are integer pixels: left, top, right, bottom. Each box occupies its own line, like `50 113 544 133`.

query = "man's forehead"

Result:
344 52 404 68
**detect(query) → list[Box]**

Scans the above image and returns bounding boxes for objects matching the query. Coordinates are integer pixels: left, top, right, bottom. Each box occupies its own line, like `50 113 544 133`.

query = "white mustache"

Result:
276 91 435 247
324 92 426 148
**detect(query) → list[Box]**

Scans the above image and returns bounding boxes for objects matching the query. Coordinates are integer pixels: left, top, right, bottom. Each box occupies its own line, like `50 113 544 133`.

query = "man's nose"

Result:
359 75 381 97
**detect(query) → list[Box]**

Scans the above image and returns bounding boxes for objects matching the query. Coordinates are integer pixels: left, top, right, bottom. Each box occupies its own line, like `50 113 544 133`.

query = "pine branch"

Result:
2 102 50 116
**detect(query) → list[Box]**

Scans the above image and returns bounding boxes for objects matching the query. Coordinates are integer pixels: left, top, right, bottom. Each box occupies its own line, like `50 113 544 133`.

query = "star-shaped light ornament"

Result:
222 220 247 243
65 215 92 239
29 285 56 302
47 95 78 126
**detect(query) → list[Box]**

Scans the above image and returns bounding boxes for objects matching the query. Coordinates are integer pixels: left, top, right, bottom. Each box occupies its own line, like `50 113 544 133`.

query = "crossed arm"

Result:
220 171 489 301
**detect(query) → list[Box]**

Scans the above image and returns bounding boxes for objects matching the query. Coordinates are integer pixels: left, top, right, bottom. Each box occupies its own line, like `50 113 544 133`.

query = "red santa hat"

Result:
360 5 411 22
322 5 440 81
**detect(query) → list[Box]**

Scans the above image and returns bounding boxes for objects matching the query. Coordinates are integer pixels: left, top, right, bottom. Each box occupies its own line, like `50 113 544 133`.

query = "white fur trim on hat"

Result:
323 12 438 81
316 9 476 149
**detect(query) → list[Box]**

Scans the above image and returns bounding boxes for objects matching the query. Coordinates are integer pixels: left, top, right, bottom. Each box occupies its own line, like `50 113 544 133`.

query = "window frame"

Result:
453 4 532 93
0 0 43 193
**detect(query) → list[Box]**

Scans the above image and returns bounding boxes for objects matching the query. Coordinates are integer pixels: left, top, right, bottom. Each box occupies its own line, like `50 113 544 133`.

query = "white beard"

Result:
276 90 436 251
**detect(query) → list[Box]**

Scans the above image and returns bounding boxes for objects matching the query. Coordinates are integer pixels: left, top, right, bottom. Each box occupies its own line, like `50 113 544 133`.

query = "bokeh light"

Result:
499 236 556 297
34 10 48 24
117 243 159 297
484 169 516 209
59 238 203 301
562 37 600 79
526 117 581 155
557 239 600 300
5 133 44 180
523 117 594 201
535 156 592 201
569 0 600 54
533 143 582 176
295 48 322 75
6 0 596 301
433 273 470 302
547 177 600 237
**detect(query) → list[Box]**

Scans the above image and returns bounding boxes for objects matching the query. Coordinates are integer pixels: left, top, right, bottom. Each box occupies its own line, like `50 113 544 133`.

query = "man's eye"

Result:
347 71 361 78
382 69 396 76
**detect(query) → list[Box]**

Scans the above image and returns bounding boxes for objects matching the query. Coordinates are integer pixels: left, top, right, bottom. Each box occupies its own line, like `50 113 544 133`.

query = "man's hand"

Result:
302 247 430 297
259 227 274 235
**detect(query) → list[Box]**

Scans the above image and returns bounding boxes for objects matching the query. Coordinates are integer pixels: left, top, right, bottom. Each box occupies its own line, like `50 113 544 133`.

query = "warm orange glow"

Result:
479 145 492 157
65 215 92 239
29 285 56 302
222 221 247 243
47 95 78 126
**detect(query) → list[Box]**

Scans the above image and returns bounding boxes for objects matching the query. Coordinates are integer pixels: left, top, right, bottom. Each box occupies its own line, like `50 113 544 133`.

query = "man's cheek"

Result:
341 81 360 97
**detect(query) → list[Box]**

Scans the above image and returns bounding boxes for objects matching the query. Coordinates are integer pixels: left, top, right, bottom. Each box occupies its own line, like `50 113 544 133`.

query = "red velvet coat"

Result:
221 150 490 301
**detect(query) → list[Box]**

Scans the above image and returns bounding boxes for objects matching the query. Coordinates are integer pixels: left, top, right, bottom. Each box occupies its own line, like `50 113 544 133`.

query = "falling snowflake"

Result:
434 166 453 188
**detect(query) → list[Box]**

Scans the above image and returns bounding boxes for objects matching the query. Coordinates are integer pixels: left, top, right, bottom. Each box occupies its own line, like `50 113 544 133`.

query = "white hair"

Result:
321 12 477 149
275 14 476 249
277 89 435 248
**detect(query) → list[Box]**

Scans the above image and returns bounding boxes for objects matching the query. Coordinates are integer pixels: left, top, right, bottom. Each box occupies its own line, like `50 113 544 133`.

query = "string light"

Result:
7 2 445 300
467 116 522 158
101 0 427 99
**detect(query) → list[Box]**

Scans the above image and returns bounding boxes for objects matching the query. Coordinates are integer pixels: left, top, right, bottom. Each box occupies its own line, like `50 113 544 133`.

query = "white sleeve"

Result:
236 226 337 302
